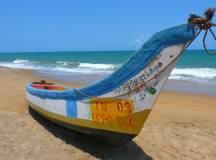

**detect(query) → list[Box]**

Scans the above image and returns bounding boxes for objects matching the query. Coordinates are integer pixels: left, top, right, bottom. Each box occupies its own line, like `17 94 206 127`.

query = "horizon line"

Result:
0 48 214 54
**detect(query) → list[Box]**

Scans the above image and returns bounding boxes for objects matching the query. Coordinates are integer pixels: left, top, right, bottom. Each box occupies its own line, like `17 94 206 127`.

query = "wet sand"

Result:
0 67 216 160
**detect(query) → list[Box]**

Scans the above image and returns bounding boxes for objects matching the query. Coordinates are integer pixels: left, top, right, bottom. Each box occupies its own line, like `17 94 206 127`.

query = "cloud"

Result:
129 35 146 48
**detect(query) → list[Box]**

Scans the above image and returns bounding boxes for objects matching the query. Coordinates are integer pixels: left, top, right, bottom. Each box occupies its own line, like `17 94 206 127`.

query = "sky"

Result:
0 0 215 52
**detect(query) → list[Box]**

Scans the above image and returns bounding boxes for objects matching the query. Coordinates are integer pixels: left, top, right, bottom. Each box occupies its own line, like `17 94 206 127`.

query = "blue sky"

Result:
0 0 215 52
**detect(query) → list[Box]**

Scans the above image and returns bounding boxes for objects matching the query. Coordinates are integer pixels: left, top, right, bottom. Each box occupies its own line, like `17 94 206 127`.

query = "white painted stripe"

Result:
45 99 66 116
27 93 67 116
77 100 92 120
27 93 45 108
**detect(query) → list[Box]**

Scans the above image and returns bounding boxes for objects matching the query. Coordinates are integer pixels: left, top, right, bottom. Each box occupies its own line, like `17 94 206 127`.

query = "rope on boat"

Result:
187 7 216 54
71 8 216 99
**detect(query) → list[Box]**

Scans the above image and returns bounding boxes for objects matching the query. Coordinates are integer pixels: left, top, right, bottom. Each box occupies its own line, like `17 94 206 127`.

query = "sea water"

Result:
0 50 216 85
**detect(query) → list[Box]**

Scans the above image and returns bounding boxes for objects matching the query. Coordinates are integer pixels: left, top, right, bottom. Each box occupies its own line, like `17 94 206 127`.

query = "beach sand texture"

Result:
0 67 216 160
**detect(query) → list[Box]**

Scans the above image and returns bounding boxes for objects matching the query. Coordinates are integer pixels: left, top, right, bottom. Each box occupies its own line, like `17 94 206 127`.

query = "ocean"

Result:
0 50 216 85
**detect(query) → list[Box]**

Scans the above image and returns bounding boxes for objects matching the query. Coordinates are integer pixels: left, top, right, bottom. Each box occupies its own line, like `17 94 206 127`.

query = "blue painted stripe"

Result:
66 101 77 118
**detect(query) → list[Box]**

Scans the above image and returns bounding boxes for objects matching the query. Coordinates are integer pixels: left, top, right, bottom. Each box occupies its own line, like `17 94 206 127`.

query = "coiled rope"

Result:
187 7 216 54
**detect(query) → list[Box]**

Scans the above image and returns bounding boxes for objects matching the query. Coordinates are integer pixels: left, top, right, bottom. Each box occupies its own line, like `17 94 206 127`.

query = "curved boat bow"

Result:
26 23 196 145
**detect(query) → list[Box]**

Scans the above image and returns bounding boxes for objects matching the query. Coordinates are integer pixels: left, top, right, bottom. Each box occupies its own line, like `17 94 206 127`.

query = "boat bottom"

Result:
29 105 137 145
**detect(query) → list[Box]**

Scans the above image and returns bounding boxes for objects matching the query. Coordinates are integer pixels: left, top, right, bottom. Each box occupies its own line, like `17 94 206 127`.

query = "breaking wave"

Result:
170 68 216 84
0 59 118 74
0 59 216 83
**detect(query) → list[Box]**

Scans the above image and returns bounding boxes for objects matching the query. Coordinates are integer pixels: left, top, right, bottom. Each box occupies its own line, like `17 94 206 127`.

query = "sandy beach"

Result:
0 67 216 160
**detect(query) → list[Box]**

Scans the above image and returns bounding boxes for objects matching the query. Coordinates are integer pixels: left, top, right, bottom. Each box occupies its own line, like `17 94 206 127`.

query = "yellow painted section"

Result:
28 101 151 135
91 98 134 123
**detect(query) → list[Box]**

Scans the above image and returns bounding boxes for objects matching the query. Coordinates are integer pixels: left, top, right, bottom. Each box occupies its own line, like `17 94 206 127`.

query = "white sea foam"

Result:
56 61 117 69
56 61 80 67
169 68 216 83
0 60 116 74
13 59 29 64
0 59 216 83
0 61 41 70
79 63 117 69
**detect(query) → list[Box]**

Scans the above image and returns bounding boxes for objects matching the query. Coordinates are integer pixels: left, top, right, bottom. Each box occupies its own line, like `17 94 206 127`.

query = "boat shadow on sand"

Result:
29 106 153 160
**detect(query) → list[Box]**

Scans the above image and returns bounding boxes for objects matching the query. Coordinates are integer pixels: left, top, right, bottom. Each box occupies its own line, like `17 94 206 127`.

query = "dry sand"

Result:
0 67 216 160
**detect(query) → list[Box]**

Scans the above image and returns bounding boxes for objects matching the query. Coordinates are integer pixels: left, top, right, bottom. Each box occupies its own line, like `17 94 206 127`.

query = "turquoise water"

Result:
0 50 216 84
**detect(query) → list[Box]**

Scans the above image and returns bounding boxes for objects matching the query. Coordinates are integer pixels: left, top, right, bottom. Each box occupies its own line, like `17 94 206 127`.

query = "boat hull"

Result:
26 24 195 145
28 101 150 145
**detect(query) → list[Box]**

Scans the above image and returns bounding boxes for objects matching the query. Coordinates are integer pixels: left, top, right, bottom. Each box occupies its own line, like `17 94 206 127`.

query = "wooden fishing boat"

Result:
26 9 216 145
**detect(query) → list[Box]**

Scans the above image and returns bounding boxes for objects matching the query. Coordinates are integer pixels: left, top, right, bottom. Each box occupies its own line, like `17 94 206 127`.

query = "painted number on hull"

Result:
91 98 135 126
